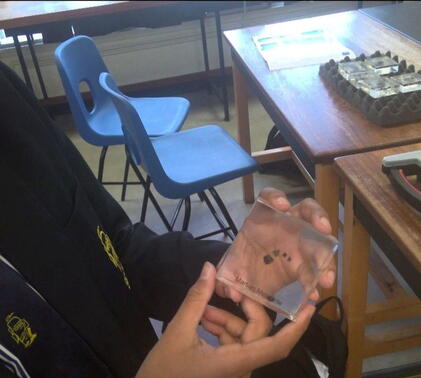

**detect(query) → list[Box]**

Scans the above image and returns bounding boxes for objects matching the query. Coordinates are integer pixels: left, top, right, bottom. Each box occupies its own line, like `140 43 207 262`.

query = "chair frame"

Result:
126 149 237 240
97 145 139 202
100 71 252 239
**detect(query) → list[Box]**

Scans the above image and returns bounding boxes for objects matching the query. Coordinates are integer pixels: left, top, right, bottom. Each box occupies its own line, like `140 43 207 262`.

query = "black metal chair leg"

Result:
214 10 230 122
200 191 230 238
26 33 48 99
200 16 212 95
98 146 108 183
128 159 172 231
195 229 232 240
208 187 238 236
12 34 34 93
182 197 191 231
121 155 130 201
170 199 185 229
140 175 151 223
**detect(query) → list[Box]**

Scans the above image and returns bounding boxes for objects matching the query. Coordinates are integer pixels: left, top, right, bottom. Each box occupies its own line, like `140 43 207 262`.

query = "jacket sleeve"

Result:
122 224 243 322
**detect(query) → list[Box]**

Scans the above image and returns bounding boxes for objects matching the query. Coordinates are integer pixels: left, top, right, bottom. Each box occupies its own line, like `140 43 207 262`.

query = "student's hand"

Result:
201 296 272 347
136 262 315 378
200 294 274 378
215 187 336 303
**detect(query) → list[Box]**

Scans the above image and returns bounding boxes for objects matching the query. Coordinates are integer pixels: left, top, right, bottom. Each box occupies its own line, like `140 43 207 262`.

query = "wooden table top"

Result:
0 1 176 30
225 10 421 164
335 143 421 276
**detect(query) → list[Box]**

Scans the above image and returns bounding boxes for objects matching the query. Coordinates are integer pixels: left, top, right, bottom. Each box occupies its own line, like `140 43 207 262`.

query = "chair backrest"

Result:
55 35 118 145
99 72 169 190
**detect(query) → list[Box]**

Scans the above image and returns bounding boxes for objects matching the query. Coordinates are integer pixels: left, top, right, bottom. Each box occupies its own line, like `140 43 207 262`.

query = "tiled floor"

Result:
59 87 420 375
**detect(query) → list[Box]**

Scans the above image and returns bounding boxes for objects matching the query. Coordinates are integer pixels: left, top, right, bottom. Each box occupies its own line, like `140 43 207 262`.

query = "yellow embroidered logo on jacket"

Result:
96 226 131 289
5 313 37 348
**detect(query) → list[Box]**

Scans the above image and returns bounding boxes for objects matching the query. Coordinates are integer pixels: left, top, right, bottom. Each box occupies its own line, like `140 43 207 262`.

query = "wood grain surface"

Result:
224 11 421 163
334 143 421 275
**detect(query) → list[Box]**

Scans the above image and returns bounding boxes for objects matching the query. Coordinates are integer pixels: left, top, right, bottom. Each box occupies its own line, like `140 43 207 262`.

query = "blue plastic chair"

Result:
54 35 190 204
100 72 259 239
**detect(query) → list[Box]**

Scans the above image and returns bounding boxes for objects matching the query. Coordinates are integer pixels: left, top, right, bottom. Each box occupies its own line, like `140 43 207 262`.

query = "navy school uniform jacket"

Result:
0 256 113 377
0 60 230 377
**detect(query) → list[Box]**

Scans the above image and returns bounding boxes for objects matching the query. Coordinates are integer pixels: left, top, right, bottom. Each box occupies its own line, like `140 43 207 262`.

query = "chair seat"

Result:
90 96 190 145
151 125 259 199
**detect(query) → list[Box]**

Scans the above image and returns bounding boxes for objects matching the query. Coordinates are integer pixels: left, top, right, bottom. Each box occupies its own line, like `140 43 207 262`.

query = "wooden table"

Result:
0 1 231 120
335 144 421 378
225 9 421 312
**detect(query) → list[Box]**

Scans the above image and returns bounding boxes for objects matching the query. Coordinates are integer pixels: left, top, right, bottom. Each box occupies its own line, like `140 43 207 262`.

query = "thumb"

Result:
169 262 216 335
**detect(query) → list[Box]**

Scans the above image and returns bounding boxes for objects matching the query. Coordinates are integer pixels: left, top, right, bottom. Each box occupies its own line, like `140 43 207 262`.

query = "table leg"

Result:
315 163 339 236
232 56 254 203
342 184 370 378
315 163 340 318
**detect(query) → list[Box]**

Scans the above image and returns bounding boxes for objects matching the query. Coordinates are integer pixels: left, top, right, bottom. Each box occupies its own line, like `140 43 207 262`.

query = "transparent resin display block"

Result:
349 72 379 89
216 197 339 321
391 72 421 93
365 56 399 75
358 76 398 98
338 61 371 80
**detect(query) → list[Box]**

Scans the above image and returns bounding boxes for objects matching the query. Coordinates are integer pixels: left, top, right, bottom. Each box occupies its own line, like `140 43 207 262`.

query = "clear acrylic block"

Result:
338 61 371 80
365 56 399 75
391 72 421 93
358 76 398 98
348 72 379 88
216 197 338 321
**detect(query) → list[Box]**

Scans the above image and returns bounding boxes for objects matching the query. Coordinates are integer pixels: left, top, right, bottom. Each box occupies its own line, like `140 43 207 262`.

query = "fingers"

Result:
216 285 243 303
201 319 239 345
304 238 337 290
317 259 336 289
202 305 246 339
258 187 291 212
291 198 337 290
290 198 332 235
296 260 318 296
295 247 336 296
240 298 272 343
201 298 272 347
225 286 243 303
201 305 247 346
168 262 216 338
308 288 320 301
214 281 227 298
215 304 316 375
215 280 245 303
